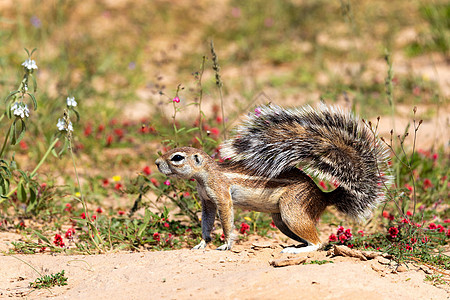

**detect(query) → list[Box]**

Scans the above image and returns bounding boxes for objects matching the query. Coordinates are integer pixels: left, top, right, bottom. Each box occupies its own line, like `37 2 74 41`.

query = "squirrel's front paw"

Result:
192 240 207 250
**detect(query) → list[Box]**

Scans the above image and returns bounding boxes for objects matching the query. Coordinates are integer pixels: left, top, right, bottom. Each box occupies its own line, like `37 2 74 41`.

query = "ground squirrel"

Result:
155 104 391 253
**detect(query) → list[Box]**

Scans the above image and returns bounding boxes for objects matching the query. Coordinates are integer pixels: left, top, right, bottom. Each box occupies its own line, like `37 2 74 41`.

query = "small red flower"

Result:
114 183 123 191
64 203 72 212
436 224 445 233
173 96 180 103
382 211 390 219
53 234 65 247
84 124 92 136
102 179 110 187
143 166 152 176
388 227 399 238
339 234 348 242
80 212 86 219
163 180 170 186
96 207 104 214
423 178 433 189
97 124 105 132
344 228 352 239
329 234 338 242
106 135 113 146
19 140 28 150
118 210 125 216
150 178 159 186
428 223 437 230
404 184 413 193
153 232 160 242
92 215 97 220
65 228 75 239
406 210 413 216
336 226 344 236
357 230 364 236
114 128 124 138
209 128 220 136
239 222 250 234
164 222 169 228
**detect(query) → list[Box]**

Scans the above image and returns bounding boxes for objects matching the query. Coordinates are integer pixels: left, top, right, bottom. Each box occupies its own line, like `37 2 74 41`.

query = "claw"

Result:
192 240 207 250
215 243 231 251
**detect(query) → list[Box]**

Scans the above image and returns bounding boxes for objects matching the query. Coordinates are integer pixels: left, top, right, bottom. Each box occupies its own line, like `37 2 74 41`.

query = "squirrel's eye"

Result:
171 154 184 162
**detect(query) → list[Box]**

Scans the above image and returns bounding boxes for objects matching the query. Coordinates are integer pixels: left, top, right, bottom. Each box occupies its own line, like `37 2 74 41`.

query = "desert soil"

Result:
1 236 448 300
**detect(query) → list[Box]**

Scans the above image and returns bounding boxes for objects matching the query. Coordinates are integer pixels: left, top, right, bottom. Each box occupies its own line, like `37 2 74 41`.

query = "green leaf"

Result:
29 186 37 204
10 122 16 145
4 90 20 103
14 119 27 145
33 230 51 245
30 75 37 93
137 209 152 237
186 127 199 133
17 182 27 202
73 109 80 122
27 92 38 110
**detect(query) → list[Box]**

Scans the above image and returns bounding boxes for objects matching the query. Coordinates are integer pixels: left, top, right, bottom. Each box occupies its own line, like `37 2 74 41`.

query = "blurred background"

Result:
1 0 448 167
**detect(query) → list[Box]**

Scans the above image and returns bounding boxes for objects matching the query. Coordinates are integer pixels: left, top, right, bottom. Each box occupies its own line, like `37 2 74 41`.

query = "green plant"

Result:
29 270 68 289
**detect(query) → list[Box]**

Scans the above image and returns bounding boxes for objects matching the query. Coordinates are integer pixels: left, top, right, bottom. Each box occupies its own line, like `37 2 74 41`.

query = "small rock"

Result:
252 243 273 249
377 257 391 265
371 263 384 272
397 265 407 272
269 256 307 267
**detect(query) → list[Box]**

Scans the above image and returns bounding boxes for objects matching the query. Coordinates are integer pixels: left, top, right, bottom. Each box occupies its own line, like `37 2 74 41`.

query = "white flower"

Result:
57 118 73 132
66 96 77 107
11 102 30 119
22 59 38 70
56 118 65 131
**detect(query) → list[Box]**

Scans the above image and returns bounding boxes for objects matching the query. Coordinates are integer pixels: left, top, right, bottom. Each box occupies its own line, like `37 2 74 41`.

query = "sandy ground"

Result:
1 238 448 300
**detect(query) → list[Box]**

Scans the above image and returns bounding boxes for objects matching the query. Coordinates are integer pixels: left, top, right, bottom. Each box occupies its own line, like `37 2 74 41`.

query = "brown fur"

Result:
155 147 328 251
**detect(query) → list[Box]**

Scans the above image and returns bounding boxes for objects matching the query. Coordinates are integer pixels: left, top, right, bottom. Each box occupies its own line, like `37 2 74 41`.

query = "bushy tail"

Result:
220 104 392 219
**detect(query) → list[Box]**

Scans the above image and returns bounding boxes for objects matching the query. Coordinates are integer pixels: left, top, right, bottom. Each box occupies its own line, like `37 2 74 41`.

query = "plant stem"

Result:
0 122 12 158
197 56 206 143
0 137 60 205
30 137 59 178
68 142 104 253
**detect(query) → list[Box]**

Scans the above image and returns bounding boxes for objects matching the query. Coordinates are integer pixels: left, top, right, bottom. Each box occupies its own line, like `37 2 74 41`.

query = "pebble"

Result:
397 265 407 272
377 257 391 265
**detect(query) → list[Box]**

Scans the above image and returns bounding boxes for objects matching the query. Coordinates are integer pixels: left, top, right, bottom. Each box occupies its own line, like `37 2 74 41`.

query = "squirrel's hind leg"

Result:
271 213 308 244
277 191 325 253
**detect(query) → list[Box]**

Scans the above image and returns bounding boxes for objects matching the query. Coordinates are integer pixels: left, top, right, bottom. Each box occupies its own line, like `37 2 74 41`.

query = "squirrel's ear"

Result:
193 154 203 166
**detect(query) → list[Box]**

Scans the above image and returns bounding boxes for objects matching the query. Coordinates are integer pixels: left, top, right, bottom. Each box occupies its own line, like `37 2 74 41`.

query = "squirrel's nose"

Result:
155 158 161 167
